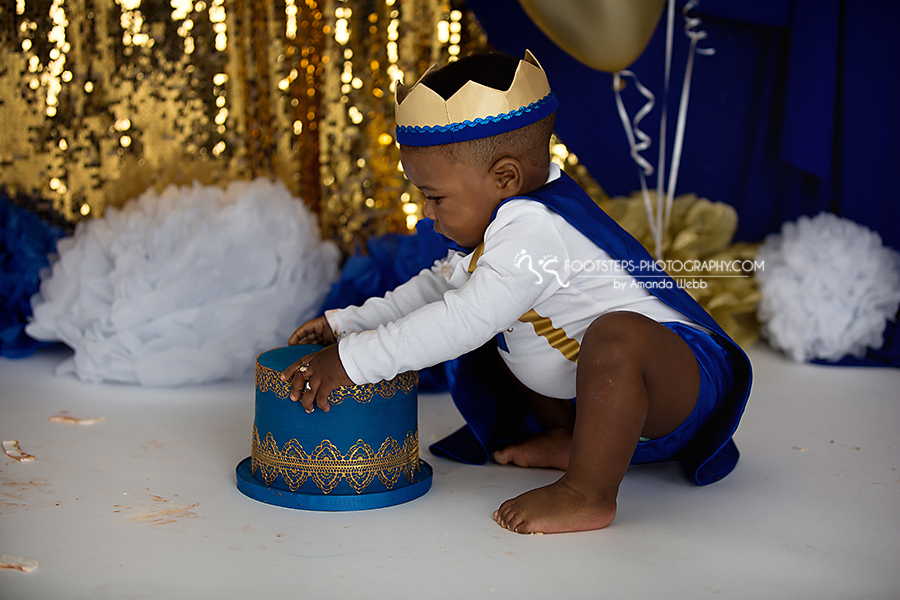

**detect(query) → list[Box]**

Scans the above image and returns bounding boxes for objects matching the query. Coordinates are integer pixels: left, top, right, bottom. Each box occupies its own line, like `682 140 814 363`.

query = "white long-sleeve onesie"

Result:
326 166 699 399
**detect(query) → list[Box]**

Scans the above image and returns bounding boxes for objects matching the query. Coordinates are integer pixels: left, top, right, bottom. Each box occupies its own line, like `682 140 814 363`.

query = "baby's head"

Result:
395 51 557 248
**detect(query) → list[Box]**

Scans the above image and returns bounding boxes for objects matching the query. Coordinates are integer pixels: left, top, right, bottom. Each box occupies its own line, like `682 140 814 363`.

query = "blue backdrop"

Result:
464 0 899 250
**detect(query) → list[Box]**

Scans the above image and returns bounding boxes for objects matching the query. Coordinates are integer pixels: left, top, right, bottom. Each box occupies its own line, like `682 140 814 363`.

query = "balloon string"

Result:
656 0 676 260
613 70 664 258
664 0 714 235
614 0 714 261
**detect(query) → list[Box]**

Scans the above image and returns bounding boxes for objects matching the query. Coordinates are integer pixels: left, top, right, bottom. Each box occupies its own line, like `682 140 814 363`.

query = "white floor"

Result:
1 343 898 600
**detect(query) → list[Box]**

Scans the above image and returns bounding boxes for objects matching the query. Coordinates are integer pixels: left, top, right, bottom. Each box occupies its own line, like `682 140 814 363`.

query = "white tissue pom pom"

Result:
26 178 340 386
756 212 900 363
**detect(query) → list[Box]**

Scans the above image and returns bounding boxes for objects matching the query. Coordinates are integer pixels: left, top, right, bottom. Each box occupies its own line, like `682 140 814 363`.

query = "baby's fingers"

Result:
281 359 308 385
288 316 335 346
287 373 307 403
300 378 330 413
288 328 315 345
299 380 316 413
314 385 331 413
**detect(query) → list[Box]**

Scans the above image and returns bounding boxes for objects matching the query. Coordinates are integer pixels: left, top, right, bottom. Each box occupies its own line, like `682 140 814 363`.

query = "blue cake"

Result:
235 345 432 511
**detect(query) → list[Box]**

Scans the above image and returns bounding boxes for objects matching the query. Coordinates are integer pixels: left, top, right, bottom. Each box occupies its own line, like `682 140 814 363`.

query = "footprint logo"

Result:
514 250 544 285
538 255 569 288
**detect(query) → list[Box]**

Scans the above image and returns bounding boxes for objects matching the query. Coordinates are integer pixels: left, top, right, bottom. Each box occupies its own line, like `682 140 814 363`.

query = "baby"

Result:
282 50 751 534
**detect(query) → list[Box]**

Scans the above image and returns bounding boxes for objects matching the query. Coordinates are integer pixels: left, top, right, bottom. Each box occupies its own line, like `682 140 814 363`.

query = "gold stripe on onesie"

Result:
518 309 580 362
466 243 485 273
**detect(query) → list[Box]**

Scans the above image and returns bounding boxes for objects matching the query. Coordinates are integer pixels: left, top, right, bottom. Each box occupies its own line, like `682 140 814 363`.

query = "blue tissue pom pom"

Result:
0 193 67 358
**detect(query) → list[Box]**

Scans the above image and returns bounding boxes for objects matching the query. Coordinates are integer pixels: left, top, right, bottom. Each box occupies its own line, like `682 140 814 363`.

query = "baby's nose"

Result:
423 200 437 220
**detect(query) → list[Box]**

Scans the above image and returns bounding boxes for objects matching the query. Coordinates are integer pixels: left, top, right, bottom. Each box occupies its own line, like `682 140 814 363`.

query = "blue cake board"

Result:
235 457 433 512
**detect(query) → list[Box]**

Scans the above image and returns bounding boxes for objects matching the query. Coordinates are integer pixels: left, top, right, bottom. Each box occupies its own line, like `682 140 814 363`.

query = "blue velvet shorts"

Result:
629 322 734 465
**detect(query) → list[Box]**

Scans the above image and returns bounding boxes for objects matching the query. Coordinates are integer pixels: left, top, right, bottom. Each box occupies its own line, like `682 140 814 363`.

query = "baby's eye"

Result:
425 195 443 205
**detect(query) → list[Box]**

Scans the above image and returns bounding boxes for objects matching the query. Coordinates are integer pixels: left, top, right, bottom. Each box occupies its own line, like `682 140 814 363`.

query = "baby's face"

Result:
400 147 505 250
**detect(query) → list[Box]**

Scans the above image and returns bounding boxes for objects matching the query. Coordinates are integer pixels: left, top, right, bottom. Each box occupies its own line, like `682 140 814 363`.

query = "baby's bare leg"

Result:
493 312 701 534
493 360 575 470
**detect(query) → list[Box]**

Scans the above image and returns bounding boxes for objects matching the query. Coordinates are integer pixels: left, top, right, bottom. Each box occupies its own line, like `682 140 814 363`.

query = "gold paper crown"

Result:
394 50 558 146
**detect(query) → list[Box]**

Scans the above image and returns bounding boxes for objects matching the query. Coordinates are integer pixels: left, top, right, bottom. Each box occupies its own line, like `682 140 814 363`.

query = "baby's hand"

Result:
288 315 337 346
280 344 353 413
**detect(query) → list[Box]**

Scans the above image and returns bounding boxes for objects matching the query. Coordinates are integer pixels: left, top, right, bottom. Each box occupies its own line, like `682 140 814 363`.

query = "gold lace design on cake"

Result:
251 425 420 494
255 363 417 405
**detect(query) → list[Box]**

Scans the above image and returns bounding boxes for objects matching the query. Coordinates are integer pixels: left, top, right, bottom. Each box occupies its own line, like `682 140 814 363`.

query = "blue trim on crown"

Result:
395 92 558 146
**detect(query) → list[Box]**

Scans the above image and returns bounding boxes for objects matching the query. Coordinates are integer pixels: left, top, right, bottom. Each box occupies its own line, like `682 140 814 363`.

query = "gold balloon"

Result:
518 0 666 72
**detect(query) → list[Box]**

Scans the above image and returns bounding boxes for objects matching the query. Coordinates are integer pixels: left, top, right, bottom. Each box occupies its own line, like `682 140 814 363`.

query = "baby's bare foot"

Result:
492 477 617 534
492 428 571 471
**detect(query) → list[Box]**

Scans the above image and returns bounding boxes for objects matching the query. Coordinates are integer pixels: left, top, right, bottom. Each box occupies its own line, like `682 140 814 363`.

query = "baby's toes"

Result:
494 500 513 527
496 500 525 532
506 510 528 533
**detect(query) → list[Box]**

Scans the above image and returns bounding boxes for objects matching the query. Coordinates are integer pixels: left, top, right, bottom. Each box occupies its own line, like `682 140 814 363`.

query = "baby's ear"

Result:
491 158 523 195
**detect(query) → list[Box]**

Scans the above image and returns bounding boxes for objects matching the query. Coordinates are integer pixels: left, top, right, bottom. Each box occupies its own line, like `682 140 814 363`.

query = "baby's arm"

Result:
282 254 454 411
288 256 452 346
339 206 570 384
326 255 454 338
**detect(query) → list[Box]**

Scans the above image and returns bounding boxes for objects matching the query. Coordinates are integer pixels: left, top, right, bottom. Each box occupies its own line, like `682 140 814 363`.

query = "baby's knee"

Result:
581 312 654 369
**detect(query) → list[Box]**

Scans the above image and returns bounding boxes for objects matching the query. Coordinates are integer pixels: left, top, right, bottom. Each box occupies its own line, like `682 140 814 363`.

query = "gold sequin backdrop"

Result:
0 0 759 344
0 0 532 250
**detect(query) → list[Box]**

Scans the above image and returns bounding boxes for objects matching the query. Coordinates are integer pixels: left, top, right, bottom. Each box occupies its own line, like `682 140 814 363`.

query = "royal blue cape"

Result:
427 171 753 485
